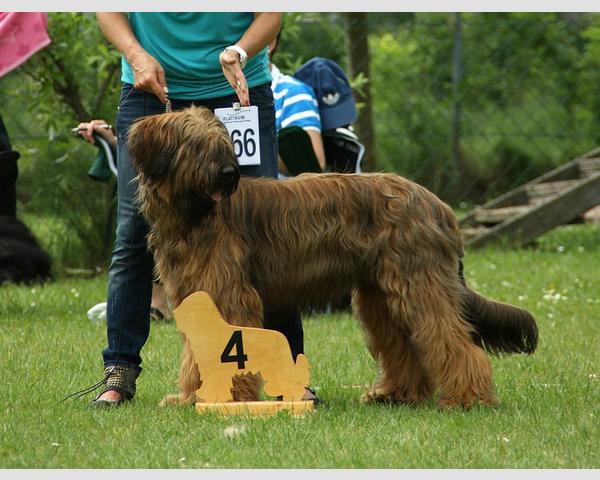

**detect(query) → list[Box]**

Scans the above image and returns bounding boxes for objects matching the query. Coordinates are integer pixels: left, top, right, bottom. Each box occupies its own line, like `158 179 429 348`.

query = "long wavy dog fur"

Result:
128 106 537 409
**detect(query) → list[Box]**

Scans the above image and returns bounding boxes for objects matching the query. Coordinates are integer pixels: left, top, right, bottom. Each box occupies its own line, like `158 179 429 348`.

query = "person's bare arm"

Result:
278 155 290 176
236 13 282 58
219 13 282 106
306 130 326 171
278 130 326 176
96 12 168 103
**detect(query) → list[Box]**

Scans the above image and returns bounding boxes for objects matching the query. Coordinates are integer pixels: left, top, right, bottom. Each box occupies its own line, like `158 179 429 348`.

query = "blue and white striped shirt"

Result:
271 64 321 133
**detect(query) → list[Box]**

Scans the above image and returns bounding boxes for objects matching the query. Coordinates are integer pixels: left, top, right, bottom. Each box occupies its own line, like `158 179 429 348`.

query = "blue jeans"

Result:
102 83 303 370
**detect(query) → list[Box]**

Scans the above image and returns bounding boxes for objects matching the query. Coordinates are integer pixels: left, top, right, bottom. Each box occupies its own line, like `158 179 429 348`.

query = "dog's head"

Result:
128 106 240 226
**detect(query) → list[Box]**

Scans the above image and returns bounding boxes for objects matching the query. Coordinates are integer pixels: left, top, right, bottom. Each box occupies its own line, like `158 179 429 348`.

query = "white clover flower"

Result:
223 425 246 438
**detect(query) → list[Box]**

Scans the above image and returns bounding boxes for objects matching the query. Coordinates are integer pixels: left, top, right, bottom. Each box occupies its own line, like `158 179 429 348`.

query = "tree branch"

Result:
93 60 120 114
46 48 90 121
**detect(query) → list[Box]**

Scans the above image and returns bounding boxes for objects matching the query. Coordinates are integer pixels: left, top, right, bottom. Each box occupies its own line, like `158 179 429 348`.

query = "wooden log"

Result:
460 147 600 228
466 172 600 248
473 205 531 224
460 226 490 240
579 158 600 178
525 180 580 201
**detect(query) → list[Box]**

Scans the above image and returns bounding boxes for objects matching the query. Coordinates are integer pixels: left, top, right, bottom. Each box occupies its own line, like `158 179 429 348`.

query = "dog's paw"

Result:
159 393 196 407
362 387 433 406
158 394 180 407
437 393 499 410
361 390 393 405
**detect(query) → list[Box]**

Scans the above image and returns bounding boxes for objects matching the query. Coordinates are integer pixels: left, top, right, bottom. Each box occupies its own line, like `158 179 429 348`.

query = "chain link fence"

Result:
305 12 600 206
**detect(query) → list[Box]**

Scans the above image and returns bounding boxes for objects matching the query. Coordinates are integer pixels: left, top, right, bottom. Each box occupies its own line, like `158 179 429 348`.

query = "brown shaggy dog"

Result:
128 106 538 409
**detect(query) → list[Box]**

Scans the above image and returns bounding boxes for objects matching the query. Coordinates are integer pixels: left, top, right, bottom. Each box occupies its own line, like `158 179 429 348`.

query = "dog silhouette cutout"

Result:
173 291 310 403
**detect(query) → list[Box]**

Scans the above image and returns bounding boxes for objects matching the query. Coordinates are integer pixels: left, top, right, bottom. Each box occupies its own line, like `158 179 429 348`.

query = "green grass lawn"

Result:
1 224 599 468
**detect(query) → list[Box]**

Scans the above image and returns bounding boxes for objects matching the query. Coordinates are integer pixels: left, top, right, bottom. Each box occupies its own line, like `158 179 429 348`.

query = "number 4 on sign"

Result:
220 330 248 369
173 291 311 405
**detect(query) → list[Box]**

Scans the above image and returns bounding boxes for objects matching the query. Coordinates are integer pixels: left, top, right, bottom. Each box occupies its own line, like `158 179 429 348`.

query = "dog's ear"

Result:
128 116 174 180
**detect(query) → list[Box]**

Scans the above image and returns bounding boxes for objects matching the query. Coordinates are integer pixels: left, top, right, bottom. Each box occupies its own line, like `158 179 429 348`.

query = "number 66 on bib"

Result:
214 106 261 166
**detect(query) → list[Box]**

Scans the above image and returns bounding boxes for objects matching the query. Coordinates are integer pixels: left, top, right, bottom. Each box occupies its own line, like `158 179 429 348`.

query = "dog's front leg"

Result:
160 336 200 406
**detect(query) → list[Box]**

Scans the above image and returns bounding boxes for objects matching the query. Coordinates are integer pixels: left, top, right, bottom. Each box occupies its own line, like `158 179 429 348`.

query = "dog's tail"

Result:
462 285 538 355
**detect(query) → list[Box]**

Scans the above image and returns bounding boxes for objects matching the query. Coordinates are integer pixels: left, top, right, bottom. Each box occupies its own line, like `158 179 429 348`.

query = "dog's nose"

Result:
219 164 239 184
220 165 237 177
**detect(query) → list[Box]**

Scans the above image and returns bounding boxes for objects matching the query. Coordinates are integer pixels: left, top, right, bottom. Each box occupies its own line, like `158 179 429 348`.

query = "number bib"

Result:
214 106 261 166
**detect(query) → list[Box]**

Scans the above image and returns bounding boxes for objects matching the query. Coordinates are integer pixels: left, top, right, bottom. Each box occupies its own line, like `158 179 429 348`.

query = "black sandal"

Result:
302 387 324 406
91 364 141 407
149 307 166 322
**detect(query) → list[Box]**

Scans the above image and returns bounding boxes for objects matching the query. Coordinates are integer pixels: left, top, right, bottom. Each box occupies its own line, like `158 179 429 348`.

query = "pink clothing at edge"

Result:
0 12 50 78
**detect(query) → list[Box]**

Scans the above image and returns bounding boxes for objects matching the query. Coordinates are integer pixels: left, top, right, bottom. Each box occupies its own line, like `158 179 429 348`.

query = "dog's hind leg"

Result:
389 268 498 409
354 287 434 405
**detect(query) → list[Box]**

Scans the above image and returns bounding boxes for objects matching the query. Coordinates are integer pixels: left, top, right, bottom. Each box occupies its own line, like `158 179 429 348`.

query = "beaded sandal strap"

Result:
99 364 140 400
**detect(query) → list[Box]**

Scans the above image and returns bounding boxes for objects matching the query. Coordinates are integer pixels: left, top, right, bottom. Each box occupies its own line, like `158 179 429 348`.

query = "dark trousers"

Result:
0 115 19 218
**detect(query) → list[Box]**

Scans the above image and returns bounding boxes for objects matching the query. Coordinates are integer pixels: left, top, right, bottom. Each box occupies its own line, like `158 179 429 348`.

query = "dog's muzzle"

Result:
211 164 240 202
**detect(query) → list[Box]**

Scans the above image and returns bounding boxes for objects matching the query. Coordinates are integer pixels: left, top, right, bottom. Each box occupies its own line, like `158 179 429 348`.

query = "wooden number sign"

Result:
173 291 314 416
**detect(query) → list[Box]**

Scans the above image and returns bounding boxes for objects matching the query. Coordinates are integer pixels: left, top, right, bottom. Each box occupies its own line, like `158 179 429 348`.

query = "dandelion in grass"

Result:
223 425 246 439
542 289 567 302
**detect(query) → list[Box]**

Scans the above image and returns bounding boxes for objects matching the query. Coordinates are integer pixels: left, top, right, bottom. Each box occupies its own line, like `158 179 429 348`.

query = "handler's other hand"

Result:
76 119 115 146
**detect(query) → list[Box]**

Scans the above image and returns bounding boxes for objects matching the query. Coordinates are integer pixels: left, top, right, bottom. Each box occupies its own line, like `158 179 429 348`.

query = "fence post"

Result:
447 12 464 201
344 12 377 172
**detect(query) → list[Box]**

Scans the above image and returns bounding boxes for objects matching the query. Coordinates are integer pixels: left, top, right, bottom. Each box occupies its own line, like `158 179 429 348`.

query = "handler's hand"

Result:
129 48 168 104
76 119 116 147
219 49 250 107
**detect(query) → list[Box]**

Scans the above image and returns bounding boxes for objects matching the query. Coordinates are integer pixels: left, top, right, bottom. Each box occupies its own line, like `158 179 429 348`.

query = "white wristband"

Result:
224 45 248 69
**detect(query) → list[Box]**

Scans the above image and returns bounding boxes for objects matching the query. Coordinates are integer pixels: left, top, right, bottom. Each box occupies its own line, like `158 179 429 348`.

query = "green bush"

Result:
0 12 120 273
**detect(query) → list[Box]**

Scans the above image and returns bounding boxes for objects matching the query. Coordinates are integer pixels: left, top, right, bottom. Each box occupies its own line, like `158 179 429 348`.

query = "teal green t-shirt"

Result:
121 12 272 100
